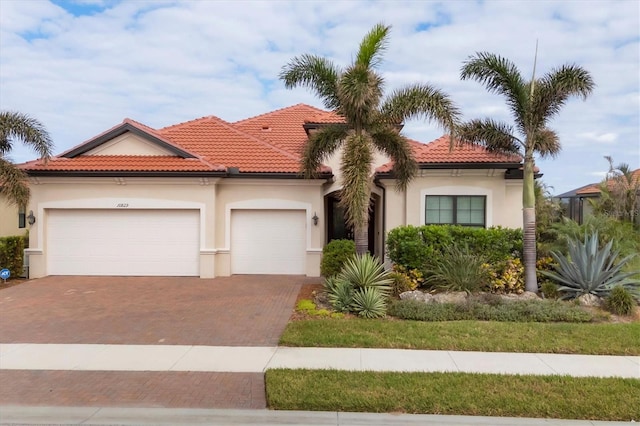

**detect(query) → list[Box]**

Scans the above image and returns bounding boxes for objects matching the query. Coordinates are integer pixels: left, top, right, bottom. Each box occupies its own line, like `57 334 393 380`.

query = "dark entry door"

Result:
327 196 375 254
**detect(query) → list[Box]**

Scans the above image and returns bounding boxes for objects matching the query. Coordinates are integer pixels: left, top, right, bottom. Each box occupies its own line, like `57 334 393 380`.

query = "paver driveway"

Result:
0 275 317 346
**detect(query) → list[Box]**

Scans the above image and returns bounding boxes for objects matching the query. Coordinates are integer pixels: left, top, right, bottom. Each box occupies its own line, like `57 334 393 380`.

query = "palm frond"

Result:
380 83 461 136
460 53 528 134
338 65 384 126
279 54 341 110
339 133 374 228
532 128 561 159
355 22 390 69
457 118 522 156
300 124 348 178
534 64 595 125
0 157 30 207
0 110 54 159
370 127 417 190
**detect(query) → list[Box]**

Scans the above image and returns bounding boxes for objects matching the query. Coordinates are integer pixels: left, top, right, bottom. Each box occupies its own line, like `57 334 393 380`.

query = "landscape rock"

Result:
432 291 468 304
499 291 541 302
399 290 433 303
577 293 602 307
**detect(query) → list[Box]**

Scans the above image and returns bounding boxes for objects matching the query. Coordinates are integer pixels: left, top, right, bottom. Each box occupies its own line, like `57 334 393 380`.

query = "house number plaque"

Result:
116 203 129 208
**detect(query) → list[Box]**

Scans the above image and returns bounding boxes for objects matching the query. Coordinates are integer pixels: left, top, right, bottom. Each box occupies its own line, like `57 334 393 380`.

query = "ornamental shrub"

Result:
320 239 356 277
386 225 522 271
604 286 636 316
0 235 26 278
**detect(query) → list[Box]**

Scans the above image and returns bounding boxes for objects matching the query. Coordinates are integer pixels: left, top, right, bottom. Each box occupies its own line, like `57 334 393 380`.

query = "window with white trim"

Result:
425 195 486 227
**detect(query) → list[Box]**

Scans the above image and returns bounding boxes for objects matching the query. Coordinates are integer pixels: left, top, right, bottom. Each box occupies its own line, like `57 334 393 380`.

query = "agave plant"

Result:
337 253 393 295
541 232 640 300
351 287 387 318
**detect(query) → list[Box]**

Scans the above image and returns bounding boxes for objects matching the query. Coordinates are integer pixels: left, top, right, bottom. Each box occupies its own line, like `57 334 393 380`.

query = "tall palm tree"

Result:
280 23 460 254
0 111 54 206
458 52 594 292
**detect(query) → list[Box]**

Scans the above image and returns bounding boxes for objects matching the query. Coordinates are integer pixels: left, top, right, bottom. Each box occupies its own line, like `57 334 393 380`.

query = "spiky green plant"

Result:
605 286 637 316
424 245 487 294
281 23 460 254
351 287 387 318
541 232 640 300
337 253 393 294
325 277 354 313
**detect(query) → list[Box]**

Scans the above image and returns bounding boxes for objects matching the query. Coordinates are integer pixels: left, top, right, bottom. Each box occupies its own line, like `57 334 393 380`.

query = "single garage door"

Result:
231 210 306 274
47 209 199 276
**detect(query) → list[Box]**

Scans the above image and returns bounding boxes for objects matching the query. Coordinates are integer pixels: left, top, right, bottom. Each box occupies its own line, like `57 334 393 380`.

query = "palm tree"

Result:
593 156 640 223
458 51 594 293
1 111 54 206
280 23 460 254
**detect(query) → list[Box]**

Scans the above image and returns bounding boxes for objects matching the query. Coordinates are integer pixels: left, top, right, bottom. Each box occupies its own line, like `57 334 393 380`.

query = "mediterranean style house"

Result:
17 104 525 278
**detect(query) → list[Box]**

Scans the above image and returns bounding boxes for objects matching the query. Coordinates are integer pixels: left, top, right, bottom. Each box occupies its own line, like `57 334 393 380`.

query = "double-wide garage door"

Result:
231 210 306 274
47 209 199 276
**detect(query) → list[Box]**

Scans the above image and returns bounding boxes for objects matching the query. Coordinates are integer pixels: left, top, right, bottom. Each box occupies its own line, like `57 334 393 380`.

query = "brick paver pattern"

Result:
0 370 266 409
0 275 316 346
0 275 317 409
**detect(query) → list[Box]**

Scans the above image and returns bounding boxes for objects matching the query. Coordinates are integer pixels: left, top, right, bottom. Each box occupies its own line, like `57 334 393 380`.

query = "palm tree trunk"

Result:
354 225 369 255
523 152 538 293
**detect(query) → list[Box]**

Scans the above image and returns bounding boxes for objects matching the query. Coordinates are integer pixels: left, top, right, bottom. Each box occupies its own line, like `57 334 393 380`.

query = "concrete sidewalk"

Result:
0 406 631 425
1 344 638 378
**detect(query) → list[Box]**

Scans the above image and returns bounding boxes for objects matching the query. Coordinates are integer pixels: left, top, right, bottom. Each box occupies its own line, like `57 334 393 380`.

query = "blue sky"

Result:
1 0 638 195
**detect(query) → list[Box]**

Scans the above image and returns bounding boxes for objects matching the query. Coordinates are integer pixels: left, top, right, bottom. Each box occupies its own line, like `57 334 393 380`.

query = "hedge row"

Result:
0 235 27 278
386 225 523 270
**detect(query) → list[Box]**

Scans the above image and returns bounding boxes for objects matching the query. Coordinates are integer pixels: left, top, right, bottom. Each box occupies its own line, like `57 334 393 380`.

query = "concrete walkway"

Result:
1 344 638 378
0 405 632 425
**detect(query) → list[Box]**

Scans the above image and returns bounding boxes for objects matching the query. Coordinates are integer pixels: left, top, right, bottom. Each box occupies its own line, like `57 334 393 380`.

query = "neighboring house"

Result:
19 104 524 279
557 168 640 224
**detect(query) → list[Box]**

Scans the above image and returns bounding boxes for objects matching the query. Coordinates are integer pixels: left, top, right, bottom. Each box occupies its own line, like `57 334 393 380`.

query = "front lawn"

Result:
266 369 640 421
280 319 640 355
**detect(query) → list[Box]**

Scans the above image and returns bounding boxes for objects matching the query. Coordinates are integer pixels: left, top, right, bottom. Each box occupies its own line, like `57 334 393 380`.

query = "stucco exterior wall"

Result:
0 198 23 237
85 134 175 156
25 177 219 279
26 176 326 279
379 170 524 233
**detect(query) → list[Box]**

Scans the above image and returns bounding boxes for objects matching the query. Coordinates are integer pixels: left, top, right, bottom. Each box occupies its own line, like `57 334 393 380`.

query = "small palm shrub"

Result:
324 254 392 318
320 239 356 277
351 286 387 318
541 232 640 300
540 281 560 299
324 277 354 313
424 245 487 294
604 286 636 316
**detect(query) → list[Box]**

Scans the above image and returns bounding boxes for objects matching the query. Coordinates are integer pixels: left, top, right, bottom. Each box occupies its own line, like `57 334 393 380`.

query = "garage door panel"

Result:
231 210 306 275
47 209 199 276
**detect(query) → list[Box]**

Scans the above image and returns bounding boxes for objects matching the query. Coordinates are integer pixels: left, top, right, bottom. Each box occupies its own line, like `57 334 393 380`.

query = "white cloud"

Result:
0 0 638 194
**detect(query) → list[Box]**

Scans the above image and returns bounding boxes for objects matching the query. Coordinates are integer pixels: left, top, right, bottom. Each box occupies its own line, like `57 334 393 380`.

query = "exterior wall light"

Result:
27 211 36 225
312 212 319 226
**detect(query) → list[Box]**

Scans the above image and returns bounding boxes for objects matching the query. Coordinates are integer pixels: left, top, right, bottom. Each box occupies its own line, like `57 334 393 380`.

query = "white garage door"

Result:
47 209 199 276
231 210 306 274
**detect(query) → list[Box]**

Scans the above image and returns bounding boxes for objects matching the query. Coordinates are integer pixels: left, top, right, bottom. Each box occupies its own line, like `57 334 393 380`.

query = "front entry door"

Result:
327 196 375 254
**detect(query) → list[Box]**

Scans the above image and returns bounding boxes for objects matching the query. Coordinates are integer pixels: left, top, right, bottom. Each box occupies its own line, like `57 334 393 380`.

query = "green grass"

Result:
265 369 640 421
280 319 640 355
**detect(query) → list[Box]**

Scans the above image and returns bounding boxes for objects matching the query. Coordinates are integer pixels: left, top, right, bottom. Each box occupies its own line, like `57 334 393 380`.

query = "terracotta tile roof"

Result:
158 114 317 173
20 156 221 172
20 104 524 176
234 104 344 154
377 136 522 173
576 169 640 195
